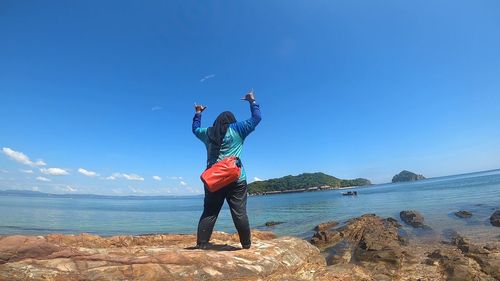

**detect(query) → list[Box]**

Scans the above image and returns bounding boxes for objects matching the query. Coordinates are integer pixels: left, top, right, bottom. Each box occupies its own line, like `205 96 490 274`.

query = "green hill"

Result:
248 172 371 195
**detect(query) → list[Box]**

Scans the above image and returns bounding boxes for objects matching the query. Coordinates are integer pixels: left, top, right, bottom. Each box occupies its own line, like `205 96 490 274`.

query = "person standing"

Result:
192 90 261 249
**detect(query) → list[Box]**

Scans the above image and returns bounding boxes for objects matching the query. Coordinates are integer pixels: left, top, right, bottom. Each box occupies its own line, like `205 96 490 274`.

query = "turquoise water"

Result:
1 170 499 242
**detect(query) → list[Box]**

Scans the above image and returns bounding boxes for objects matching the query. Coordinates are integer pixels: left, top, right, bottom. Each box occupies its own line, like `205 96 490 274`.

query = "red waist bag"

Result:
201 156 241 192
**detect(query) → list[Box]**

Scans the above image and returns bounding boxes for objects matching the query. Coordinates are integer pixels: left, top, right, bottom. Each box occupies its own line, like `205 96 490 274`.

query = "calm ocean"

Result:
1 170 499 242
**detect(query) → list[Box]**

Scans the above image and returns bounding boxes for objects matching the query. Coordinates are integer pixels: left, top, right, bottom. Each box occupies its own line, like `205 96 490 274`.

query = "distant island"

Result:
392 170 426 183
248 172 371 195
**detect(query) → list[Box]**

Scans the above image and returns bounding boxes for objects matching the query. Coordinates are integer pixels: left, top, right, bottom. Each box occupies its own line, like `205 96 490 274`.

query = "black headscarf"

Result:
207 111 236 167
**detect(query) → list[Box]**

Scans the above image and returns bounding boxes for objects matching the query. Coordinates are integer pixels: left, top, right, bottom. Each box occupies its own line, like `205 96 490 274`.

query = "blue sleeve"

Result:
192 113 209 144
231 102 262 140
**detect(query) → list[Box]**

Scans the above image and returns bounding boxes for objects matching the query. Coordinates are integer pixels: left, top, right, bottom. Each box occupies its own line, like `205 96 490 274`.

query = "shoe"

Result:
242 244 251 249
195 242 210 250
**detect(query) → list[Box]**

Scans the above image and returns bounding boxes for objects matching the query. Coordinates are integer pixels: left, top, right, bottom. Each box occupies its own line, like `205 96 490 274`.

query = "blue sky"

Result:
1 1 499 195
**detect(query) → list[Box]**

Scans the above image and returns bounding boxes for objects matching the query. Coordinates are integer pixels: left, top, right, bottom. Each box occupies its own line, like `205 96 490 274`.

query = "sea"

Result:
1 170 499 242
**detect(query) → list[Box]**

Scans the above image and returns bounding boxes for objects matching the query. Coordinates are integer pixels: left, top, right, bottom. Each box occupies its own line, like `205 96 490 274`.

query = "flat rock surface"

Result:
0 231 351 281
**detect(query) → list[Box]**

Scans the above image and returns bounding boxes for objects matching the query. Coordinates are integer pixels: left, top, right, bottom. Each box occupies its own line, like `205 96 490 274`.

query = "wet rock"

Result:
490 210 500 227
384 217 402 228
264 221 284 227
442 228 460 241
444 263 479 281
311 230 342 248
312 213 410 280
312 214 499 280
454 210 472 218
484 243 498 251
451 235 490 254
426 248 489 281
313 220 339 232
400 210 427 228
451 234 500 280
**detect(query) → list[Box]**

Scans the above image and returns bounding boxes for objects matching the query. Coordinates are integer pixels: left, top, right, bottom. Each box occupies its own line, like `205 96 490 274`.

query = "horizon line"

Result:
1 168 499 198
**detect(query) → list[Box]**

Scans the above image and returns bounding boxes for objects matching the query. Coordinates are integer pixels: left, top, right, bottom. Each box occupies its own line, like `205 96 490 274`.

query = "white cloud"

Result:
151 106 163 111
200 74 215 82
253 177 264 182
65 185 77 192
2 147 46 167
168 176 183 180
78 168 99 177
180 181 187 186
123 173 144 181
40 168 69 176
32 186 39 191
36 176 51 182
152 176 162 181
20 169 34 174
106 173 144 181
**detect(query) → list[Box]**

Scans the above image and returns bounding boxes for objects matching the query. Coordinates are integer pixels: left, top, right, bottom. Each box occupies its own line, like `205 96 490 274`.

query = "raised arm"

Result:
192 104 208 143
232 92 262 140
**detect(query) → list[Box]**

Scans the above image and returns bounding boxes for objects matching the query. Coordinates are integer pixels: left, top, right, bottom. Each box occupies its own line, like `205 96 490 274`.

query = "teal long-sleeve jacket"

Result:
192 102 262 182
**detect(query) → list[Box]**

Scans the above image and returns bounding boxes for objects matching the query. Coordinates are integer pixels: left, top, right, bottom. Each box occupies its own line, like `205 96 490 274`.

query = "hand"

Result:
241 89 256 103
194 103 207 113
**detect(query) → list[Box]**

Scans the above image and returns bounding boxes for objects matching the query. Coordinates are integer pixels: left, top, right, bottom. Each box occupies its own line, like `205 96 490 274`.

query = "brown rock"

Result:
311 214 411 279
0 235 60 264
314 220 339 232
490 210 500 227
344 214 407 267
264 221 284 227
0 231 330 281
310 230 342 248
311 214 499 280
400 210 427 228
451 234 500 280
454 210 472 218
384 217 402 228
2 214 498 281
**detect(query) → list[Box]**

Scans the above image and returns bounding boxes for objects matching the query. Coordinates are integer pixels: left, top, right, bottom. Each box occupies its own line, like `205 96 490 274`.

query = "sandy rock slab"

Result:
0 231 336 281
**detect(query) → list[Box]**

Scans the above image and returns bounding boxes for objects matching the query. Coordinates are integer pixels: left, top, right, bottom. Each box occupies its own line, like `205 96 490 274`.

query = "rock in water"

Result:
313 220 339 232
311 214 409 269
310 214 500 280
490 210 500 227
264 221 284 227
392 170 425 183
400 210 426 228
454 210 472 218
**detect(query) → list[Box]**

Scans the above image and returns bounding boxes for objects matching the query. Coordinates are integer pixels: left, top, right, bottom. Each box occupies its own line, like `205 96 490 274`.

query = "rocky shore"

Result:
310 212 499 280
1 212 498 281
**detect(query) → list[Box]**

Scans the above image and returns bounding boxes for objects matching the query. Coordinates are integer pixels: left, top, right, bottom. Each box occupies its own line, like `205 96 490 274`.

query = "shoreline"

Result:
1 208 498 242
1 212 498 281
249 184 367 196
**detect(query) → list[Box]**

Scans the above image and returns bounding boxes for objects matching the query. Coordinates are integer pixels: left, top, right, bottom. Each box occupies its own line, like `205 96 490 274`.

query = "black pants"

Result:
196 180 251 247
